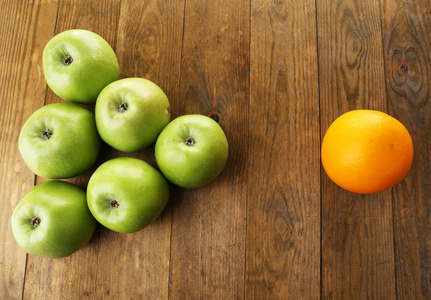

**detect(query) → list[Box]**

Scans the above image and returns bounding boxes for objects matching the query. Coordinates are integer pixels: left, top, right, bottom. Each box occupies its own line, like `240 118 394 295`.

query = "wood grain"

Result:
0 0 57 299
381 0 431 298
3 0 431 298
246 0 320 298
167 0 249 298
317 0 396 298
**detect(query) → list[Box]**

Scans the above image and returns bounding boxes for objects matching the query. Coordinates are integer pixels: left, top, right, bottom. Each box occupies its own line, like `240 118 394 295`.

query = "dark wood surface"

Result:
1 0 430 299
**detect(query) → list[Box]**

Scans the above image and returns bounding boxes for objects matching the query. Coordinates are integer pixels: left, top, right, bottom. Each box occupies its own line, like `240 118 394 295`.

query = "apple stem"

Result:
42 129 53 140
118 102 128 113
110 200 119 209
63 55 73 65
30 217 40 228
185 137 195 146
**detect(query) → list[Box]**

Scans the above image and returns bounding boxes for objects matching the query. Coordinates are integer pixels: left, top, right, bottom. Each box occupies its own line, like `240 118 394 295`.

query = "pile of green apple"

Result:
12 29 228 259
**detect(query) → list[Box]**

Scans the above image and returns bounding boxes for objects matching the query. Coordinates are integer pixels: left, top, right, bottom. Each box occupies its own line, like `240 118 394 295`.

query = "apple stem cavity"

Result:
42 129 53 140
118 102 128 113
63 55 73 65
185 137 195 146
30 217 40 228
110 200 119 209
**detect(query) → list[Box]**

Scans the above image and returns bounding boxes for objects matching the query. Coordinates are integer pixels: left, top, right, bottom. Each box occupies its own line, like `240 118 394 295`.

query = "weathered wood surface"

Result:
1 0 431 299
246 0 320 298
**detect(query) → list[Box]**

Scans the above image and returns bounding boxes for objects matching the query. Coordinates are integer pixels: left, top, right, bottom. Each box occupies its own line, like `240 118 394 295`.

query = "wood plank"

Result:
246 0 320 298
317 0 396 298
92 0 185 299
23 0 122 299
0 0 58 299
380 0 431 298
168 0 249 298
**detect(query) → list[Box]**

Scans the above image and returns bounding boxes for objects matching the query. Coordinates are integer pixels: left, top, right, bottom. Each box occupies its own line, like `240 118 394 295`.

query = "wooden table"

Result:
1 0 430 299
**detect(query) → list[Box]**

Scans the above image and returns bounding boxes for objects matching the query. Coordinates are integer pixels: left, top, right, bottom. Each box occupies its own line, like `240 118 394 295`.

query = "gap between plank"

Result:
313 0 323 298
243 0 252 298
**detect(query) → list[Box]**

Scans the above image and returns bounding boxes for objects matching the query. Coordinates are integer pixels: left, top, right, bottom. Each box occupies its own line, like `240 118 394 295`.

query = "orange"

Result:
321 110 414 194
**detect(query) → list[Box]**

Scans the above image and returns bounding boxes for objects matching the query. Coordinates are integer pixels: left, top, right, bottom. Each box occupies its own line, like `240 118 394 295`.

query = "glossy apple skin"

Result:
87 157 170 233
43 29 119 104
95 78 171 152
11 181 96 259
19 102 101 179
155 115 228 188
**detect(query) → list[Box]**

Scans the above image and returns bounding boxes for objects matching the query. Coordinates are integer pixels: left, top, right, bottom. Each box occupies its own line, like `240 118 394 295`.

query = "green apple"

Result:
11 181 96 259
43 29 119 104
19 102 101 179
95 78 171 152
155 114 228 188
87 157 170 233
